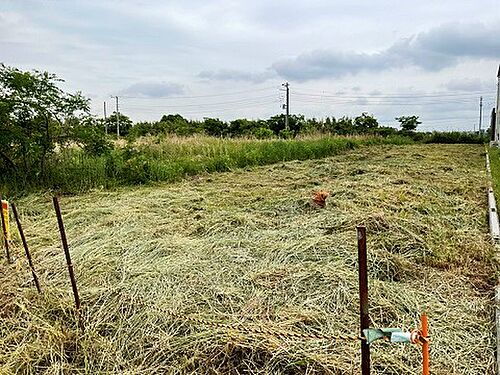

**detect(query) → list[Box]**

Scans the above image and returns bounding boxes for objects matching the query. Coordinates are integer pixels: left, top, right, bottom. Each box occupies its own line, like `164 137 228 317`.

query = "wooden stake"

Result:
12 203 41 293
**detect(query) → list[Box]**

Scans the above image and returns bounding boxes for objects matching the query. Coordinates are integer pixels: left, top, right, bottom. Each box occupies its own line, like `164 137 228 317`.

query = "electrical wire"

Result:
120 86 279 100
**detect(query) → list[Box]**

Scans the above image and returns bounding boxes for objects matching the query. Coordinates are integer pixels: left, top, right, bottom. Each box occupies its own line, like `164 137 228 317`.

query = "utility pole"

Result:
479 96 483 134
103 101 108 135
111 96 120 137
282 82 290 131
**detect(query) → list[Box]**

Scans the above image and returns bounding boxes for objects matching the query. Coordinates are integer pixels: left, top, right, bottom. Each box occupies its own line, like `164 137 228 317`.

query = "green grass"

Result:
0 144 495 374
489 146 500 196
2 135 413 195
420 131 487 144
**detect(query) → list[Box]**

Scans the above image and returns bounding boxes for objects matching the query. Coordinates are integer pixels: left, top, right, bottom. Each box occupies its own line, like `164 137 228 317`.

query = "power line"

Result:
293 88 493 99
119 100 281 117
120 86 279 100
121 94 278 109
290 97 493 106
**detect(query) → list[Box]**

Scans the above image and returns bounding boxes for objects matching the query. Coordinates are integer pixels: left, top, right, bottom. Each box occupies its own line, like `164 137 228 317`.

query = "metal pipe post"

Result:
357 225 370 375
12 203 41 293
52 196 81 311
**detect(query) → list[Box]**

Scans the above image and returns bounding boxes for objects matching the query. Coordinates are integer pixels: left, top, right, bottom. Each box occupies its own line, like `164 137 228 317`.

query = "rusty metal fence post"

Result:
12 202 41 293
53 196 83 330
357 225 370 375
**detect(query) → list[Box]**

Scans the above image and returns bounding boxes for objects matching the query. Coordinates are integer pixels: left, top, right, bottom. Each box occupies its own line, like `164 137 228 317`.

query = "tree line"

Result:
108 111 421 140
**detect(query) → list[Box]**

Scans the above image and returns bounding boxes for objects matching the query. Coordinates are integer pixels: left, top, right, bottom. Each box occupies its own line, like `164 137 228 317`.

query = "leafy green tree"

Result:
229 118 267 136
323 117 337 133
127 121 156 139
334 116 355 135
396 115 421 132
266 114 305 136
354 113 378 132
204 118 227 137
301 117 321 134
158 113 202 136
106 112 133 136
251 127 275 139
70 117 113 155
0 64 106 183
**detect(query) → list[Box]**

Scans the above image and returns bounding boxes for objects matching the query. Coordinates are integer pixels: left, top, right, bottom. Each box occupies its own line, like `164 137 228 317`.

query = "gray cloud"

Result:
271 22 500 81
198 68 276 83
119 82 184 97
442 78 487 92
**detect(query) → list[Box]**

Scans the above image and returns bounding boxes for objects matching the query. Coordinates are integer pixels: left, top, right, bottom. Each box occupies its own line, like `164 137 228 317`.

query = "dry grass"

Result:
0 144 496 374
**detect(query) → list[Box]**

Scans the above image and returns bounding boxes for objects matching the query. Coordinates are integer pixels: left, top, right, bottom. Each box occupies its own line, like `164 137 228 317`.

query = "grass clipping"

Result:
0 144 496 374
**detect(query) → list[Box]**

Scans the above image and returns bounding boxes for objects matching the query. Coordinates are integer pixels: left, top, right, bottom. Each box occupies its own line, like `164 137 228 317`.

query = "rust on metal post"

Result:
53 196 81 313
12 203 41 293
421 313 430 375
0 196 12 263
357 225 370 375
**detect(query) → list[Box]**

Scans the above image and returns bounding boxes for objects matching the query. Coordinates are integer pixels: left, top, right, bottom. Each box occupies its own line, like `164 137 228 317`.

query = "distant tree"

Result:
335 116 355 135
266 114 305 136
354 113 378 132
204 118 227 137
266 114 286 134
160 114 187 123
396 115 421 132
323 117 337 133
251 127 275 139
70 117 113 155
127 121 156 139
301 117 322 134
157 114 201 136
106 112 133 136
372 126 398 137
0 64 108 183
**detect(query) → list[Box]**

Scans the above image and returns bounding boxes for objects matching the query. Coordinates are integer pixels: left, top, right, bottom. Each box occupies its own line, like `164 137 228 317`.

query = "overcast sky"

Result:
2 0 499 130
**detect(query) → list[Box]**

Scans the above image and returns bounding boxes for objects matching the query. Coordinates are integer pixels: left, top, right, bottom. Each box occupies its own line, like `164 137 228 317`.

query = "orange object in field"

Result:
421 314 430 375
1 200 9 241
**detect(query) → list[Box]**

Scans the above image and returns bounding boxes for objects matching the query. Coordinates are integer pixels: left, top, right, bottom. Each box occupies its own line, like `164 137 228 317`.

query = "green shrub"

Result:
252 127 275 139
421 131 487 144
2 135 431 194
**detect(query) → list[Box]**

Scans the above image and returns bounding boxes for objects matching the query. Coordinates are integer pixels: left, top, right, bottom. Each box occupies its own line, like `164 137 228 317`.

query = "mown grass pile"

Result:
0 144 496 374
2 135 413 195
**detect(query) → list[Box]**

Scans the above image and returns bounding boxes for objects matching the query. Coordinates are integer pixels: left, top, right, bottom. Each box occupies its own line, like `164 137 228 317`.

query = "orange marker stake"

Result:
421 314 430 375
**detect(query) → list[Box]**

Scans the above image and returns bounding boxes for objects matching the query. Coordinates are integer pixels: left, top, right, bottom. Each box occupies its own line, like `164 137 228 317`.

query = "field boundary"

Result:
485 147 500 374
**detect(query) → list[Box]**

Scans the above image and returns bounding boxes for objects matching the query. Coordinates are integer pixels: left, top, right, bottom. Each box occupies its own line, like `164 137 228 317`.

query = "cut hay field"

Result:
0 143 496 374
